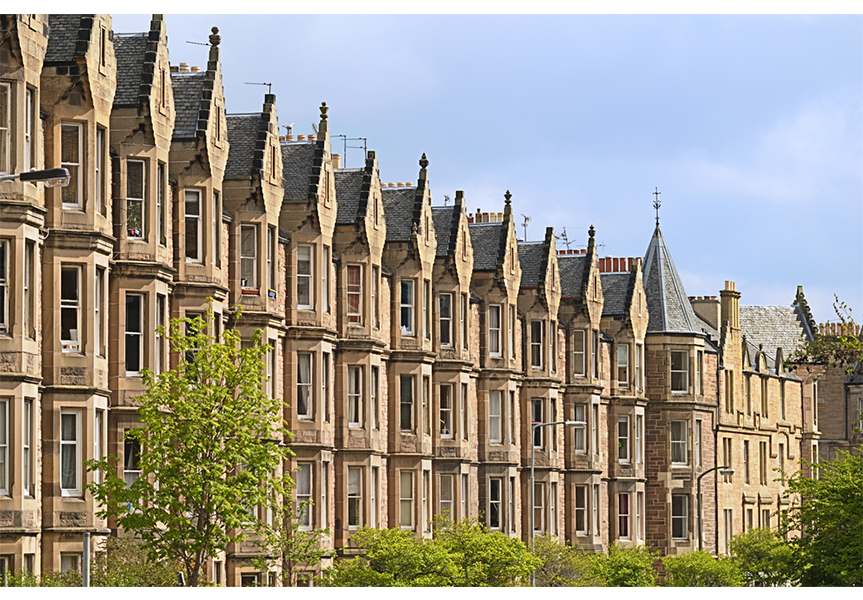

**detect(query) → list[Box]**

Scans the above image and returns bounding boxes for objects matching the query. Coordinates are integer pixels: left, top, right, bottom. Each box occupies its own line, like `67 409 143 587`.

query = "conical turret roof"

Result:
642 225 700 334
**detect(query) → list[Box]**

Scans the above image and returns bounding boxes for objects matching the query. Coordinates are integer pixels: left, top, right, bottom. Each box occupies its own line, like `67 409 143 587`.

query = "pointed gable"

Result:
432 206 456 257
642 225 700 333
171 72 206 139
559 255 588 298
112 34 148 107
44 14 85 64
469 223 504 271
518 242 546 288
600 271 636 317
225 114 260 178
334 169 364 224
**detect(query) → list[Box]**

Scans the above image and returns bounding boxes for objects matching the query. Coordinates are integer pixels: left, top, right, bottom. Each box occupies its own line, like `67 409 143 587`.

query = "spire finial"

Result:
209 26 221 46
652 187 662 227
320 102 328 120
588 224 595 239
419 153 429 170
504 190 512 205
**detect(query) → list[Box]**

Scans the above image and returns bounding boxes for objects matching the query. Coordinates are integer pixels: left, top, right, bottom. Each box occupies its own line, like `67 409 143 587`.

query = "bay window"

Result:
125 293 143 375
400 375 413 431
400 471 414 529
184 190 201 262
439 293 452 346
575 485 587 534
240 224 257 289
530 321 543 369
348 467 362 529
533 399 543 448
440 384 453 438
574 404 586 452
671 351 688 393
672 494 688 539
618 493 630 539
297 246 313 309
297 353 313 419
671 421 688 465
618 416 629 463
348 366 362 427
347 264 362 324
618 344 629 389
573 329 586 376
0 399 6 495
60 411 80 496
297 464 311 529
489 305 501 356
489 478 501 529
61 123 82 208
0 241 7 333
124 437 141 489
489 390 501 443
400 280 414 336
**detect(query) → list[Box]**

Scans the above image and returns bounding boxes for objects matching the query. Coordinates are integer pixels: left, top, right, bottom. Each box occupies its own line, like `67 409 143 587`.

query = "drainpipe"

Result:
714 336 723 555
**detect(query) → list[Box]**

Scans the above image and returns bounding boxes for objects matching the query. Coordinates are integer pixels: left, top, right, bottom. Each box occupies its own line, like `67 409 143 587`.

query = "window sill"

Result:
241 288 259 295
125 372 143 378
348 424 362 429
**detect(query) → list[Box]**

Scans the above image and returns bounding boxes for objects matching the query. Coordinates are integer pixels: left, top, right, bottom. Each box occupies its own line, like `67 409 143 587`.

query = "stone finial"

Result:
588 225 595 238
504 190 512 205
209 27 221 46
412 222 419 235
419 153 429 170
320 102 328 120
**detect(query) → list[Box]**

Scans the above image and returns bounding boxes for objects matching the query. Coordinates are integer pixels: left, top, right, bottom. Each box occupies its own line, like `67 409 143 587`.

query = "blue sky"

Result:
112 13 863 324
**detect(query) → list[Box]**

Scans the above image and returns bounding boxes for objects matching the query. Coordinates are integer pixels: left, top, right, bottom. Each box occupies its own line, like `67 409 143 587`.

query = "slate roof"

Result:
696 315 721 353
280 142 316 202
642 226 701 334
45 15 82 63
432 206 456 257
559 255 587 298
740 305 812 361
171 72 206 139
468 223 503 271
381 187 416 242
601 272 635 317
113 34 148 107
225 115 260 178
518 242 546 288
334 169 364 225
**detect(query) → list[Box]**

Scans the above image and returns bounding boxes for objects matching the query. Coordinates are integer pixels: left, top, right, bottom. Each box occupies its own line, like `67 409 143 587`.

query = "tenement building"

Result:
0 13 831 585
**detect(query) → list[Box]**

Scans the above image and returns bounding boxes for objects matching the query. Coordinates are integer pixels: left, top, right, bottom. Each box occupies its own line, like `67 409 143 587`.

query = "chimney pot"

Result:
397 182 404 188
405 181 413 187
286 134 294 141
308 134 316 141
389 182 396 188
170 65 179 73
179 62 189 73
279 136 285 142
297 134 306 141
190 66 200 72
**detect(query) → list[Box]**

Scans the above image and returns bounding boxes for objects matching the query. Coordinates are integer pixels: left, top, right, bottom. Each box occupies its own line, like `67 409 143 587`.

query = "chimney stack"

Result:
179 62 189 73
332 153 341 169
720 280 741 329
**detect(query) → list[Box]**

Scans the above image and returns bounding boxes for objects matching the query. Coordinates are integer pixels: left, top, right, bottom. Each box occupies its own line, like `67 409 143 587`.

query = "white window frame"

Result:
297 352 313 419
371 366 379 430
123 435 141 489
400 375 413 432
266 344 275 399
212 191 220 268
24 241 34 339
671 420 688 466
489 305 502 356
441 474 454 517
348 467 362 530
617 343 630 390
695 419 702 467
155 295 165 376
671 351 689 393
439 293 452 347
297 245 313 309
348 365 362 428
400 471 414 530
297 463 312 530
60 410 81 497
157 162 166 245
126 159 146 239
530 320 543 369
371 467 378 528
489 390 502 443
618 493 631 540
440 384 453 439
550 482 558 535
636 414 643 464
509 305 516 359
24 399 33 494
637 491 645 542
0 83 10 174
532 399 543 449
461 293 468 349
125 293 144 376
672 494 689 540
322 246 330 313
464 384 471 442
371 266 379 328
575 485 587 534
95 268 105 357
618 416 630 463
423 470 431 532
347 264 363 324
574 404 586 453
322 352 330 422
533 482 545 535
60 554 81 574
636 343 644 392
592 330 599 379
184 190 202 262
550 321 556 373
423 280 430 340
321 462 328 529
24 88 34 172
573 329 586 376
489 477 502 530
593 484 600 536
0 399 7 495
400 280 415 336
93 409 102 487
509 476 516 533
240 224 258 290
267 227 275 291
592 404 599 456
95 127 105 214
0 240 7 333
61 122 82 208
60 265 82 353
462 474 469 520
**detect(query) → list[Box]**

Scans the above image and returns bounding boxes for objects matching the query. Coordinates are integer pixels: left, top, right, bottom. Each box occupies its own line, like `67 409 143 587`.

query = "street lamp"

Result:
0 167 71 187
529 419 584 586
697 465 734 552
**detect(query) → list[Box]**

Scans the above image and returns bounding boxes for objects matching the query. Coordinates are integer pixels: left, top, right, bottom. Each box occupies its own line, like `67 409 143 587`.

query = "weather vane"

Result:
652 187 661 227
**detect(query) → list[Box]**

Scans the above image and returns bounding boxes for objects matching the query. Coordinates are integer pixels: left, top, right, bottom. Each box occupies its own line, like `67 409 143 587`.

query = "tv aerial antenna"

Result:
520 214 531 242
555 227 573 250
245 82 272 94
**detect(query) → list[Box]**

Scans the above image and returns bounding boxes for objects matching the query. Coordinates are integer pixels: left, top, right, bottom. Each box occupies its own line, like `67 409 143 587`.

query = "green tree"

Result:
662 550 744 587
318 517 538 587
250 485 329 587
87 310 292 587
728 528 795 586
530 535 604 587
592 543 658 587
789 297 862 372
780 451 863 587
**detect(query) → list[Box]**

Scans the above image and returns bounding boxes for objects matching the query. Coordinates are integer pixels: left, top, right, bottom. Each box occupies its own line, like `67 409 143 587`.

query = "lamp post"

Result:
0 167 70 187
529 419 584 586
696 465 734 552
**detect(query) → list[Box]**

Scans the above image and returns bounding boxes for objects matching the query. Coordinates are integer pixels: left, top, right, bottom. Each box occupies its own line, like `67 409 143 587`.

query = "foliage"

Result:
788 296 862 373
2 568 82 587
592 542 658 587
530 535 604 587
250 487 329 587
90 536 182 587
728 527 795 586
86 309 292 587
319 517 538 587
780 451 863 587
662 550 744 587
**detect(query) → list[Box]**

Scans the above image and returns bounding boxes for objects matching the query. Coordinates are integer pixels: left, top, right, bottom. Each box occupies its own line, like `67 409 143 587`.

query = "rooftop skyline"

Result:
111 13 863 324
